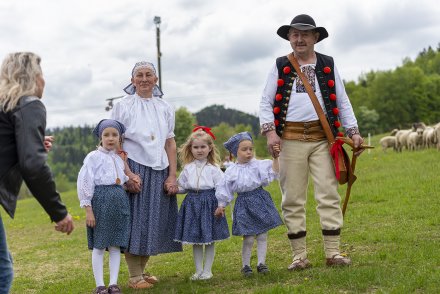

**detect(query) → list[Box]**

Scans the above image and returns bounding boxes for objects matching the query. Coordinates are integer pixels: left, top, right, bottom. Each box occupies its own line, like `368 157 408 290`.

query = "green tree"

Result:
356 106 380 135
174 107 197 149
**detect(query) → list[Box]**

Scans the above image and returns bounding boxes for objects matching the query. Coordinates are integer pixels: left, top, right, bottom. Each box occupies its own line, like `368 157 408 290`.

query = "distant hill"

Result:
195 104 259 135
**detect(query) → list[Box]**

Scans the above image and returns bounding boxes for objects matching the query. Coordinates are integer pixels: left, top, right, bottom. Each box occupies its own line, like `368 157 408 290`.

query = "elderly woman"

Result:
111 61 182 289
0 52 74 293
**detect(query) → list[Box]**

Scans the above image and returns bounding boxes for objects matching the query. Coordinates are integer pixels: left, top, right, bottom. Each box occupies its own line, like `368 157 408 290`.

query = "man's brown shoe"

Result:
288 258 311 271
326 254 351 267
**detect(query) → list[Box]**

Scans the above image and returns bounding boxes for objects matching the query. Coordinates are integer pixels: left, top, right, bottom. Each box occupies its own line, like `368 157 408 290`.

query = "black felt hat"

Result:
277 14 328 43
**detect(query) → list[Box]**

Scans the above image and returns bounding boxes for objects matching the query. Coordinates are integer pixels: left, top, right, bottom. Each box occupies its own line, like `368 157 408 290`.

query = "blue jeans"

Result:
0 214 13 294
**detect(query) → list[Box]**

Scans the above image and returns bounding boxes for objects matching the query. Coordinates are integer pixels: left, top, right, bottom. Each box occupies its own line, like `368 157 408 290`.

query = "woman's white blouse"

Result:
178 159 224 192
111 93 175 170
215 158 278 207
77 147 128 208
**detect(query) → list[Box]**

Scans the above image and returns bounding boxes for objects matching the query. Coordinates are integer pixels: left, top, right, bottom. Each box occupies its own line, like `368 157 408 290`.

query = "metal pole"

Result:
154 16 162 90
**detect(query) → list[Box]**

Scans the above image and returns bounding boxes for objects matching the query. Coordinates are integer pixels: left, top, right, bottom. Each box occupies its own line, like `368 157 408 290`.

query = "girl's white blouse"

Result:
178 159 224 192
111 93 175 170
77 147 128 208
215 158 278 207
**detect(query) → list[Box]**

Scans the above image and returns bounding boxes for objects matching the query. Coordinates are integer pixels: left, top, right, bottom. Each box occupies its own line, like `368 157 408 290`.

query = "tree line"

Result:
345 44 440 134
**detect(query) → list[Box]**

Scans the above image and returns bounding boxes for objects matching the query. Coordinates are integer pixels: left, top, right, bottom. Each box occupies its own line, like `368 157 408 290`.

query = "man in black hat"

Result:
259 14 364 270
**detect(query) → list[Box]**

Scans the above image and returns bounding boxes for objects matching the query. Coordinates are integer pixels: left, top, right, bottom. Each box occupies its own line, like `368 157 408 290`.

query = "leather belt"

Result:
282 120 326 141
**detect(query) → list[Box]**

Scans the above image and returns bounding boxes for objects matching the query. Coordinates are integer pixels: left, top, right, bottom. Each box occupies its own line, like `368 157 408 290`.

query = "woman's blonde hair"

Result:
0 52 42 112
178 130 220 166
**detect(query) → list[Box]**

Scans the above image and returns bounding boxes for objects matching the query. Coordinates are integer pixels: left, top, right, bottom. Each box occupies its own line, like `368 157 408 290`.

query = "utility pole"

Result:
153 16 162 90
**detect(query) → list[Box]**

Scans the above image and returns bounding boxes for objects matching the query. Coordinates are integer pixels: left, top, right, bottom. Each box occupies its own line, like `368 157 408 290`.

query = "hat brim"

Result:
277 25 328 43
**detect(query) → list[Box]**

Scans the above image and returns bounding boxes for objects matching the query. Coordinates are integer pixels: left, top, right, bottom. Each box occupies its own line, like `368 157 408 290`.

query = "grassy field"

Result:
3 135 440 293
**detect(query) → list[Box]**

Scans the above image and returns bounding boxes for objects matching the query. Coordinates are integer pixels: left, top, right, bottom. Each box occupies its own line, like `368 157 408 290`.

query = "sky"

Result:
1 0 439 128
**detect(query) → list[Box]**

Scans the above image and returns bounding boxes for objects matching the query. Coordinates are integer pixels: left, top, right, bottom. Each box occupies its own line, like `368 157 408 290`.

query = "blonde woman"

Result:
0 52 74 293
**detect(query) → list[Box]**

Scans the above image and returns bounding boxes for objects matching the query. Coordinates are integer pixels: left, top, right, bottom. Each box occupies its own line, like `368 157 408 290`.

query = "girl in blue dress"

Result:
77 119 130 294
174 126 230 281
215 132 283 277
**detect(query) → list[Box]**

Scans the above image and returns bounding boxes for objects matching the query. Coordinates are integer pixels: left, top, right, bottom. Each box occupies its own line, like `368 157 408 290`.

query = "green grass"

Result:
3 135 440 293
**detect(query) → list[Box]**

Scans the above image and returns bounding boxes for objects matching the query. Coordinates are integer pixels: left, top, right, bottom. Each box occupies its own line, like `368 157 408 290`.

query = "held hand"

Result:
266 131 281 158
125 178 141 194
130 174 142 185
164 175 178 195
273 144 281 158
214 207 225 218
55 213 74 235
44 136 54 152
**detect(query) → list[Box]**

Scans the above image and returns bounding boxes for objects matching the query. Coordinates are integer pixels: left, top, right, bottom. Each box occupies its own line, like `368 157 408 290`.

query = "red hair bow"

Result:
193 125 216 140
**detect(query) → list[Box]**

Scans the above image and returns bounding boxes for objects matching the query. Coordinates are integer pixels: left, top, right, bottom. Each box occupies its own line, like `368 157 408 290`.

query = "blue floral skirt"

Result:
174 189 230 245
126 159 182 256
232 187 283 236
87 185 130 250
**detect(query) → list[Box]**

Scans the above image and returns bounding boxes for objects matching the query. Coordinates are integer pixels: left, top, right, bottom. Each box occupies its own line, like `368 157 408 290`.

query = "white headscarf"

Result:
123 61 164 97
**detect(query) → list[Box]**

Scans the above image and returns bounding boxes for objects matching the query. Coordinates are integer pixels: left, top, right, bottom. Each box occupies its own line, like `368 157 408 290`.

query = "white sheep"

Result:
422 127 435 149
395 129 411 152
379 136 397 153
434 123 440 151
407 128 424 151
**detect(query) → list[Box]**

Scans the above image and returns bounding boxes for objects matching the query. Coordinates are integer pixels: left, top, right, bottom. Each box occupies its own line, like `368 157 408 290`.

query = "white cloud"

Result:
0 0 439 128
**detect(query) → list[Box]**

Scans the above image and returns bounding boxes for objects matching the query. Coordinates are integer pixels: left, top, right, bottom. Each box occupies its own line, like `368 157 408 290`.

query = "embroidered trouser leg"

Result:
280 140 343 235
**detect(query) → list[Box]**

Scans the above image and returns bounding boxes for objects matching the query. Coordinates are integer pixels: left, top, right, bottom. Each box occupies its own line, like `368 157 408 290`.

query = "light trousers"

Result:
279 139 343 234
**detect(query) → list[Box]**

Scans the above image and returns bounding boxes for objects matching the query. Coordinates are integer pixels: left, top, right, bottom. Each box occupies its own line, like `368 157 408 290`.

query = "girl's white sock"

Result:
202 244 215 274
256 233 268 265
242 235 255 267
108 246 121 285
193 245 204 274
92 248 105 287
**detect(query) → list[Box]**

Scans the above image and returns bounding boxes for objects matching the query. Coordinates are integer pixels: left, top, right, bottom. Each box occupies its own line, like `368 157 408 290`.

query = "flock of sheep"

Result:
379 122 440 152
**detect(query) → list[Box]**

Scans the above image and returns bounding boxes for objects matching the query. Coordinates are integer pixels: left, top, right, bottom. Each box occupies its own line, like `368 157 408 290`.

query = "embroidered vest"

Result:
273 52 343 138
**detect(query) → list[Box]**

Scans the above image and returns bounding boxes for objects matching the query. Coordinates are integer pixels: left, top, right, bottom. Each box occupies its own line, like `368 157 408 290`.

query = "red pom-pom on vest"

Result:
273 107 281 114
275 94 283 101
329 93 337 101
327 80 335 88
337 132 344 137
277 79 284 87
323 66 331 74
274 119 280 126
283 66 291 74
332 107 339 115
334 120 341 128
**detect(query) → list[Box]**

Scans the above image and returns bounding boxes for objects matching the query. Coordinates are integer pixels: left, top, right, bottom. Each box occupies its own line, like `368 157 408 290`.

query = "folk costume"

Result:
77 119 130 290
216 132 283 275
259 14 360 268
175 158 229 280
111 61 182 289
175 159 229 245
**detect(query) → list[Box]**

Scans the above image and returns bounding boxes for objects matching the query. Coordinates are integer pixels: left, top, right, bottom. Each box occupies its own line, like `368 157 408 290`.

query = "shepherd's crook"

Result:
336 137 374 217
